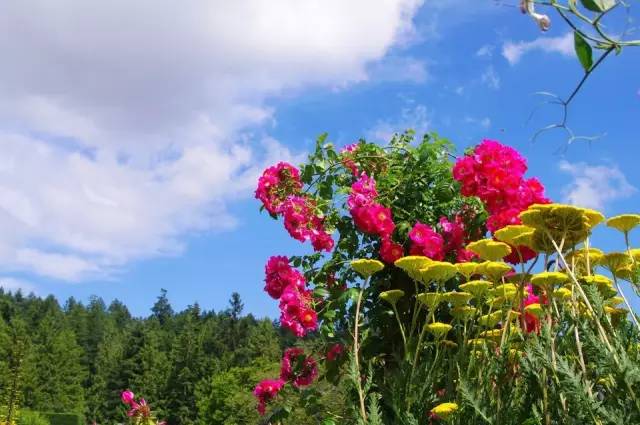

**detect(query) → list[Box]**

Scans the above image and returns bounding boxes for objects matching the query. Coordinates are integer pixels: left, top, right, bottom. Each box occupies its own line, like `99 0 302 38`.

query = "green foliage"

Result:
574 31 593 71
38 413 82 425
0 289 307 424
17 411 49 425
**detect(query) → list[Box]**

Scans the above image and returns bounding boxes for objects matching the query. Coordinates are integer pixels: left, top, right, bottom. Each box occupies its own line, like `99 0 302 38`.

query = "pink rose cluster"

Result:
256 162 334 252
265 256 318 337
452 140 549 262
348 173 405 264
253 347 318 415
408 216 477 262
340 143 360 176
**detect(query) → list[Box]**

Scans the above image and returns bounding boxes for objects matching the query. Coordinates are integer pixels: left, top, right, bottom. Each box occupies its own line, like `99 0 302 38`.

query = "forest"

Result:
0 288 330 424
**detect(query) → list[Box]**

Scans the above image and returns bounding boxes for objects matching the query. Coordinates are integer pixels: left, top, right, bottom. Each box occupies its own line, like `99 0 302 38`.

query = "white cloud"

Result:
476 44 495 58
0 277 38 294
559 160 637 210
481 65 501 90
368 56 429 83
502 32 574 65
465 116 491 129
0 0 424 281
367 104 431 141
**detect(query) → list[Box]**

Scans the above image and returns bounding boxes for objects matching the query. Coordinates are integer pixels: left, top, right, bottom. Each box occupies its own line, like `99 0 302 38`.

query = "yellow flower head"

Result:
379 289 405 305
581 208 605 228
351 259 384 278
524 303 544 318
494 225 536 246
531 271 569 288
444 291 474 306
606 214 640 233
487 296 508 309
614 265 636 281
430 402 459 419
580 274 612 288
504 273 533 284
426 322 452 338
416 292 443 310
483 261 513 281
553 287 572 301
419 261 457 283
455 262 479 280
491 283 517 298
478 310 503 327
565 247 604 271
458 280 491 297
479 329 503 341
604 296 624 307
466 239 512 261
520 204 592 246
602 252 632 274
451 306 477 320
468 338 495 348
394 256 432 280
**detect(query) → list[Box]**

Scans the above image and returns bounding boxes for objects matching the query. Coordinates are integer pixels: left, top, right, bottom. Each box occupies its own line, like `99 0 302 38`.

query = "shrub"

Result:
17 411 49 425
253 132 640 424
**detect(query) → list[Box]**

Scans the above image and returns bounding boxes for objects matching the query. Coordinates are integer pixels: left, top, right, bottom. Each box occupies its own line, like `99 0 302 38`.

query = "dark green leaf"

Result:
579 0 615 12
574 31 593 71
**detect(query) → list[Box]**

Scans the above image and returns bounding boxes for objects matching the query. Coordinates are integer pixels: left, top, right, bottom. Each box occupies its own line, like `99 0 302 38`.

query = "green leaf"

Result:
579 0 615 12
574 31 593 71
313 287 330 298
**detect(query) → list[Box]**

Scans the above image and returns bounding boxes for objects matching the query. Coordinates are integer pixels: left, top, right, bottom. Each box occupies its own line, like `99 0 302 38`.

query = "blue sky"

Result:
0 1 638 317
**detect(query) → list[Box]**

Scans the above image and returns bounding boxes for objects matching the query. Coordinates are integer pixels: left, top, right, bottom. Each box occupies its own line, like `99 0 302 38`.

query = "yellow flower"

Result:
430 402 459 419
604 296 624 307
615 265 636 281
394 256 432 280
524 303 544 318
602 252 632 274
455 262 478 280
351 259 384 278
606 214 640 233
494 225 536 246
478 311 503 327
553 287 572 301
487 296 508 308
458 280 491 297
451 306 477 320
444 291 474 306
416 292 443 309
531 271 569 288
479 329 503 341
483 261 512 281
580 274 612 287
504 272 533 284
419 261 457 283
466 239 512 261
492 283 517 298
425 322 452 338
581 208 605 228
379 289 405 305
508 348 524 361
468 338 494 348
565 247 604 271
520 204 592 246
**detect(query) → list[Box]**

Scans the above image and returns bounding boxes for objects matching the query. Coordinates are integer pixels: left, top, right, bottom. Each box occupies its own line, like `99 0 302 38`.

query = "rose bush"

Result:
254 132 640 424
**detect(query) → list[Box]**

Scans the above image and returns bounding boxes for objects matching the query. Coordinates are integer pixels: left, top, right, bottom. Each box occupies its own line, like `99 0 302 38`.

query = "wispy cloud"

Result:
476 44 495 58
367 56 430 83
465 116 491 129
481 65 500 90
559 160 636 210
502 32 574 65
367 104 432 141
0 277 38 294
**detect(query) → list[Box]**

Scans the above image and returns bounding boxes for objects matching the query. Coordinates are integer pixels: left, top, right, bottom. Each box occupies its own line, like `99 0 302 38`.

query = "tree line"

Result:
0 288 294 424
